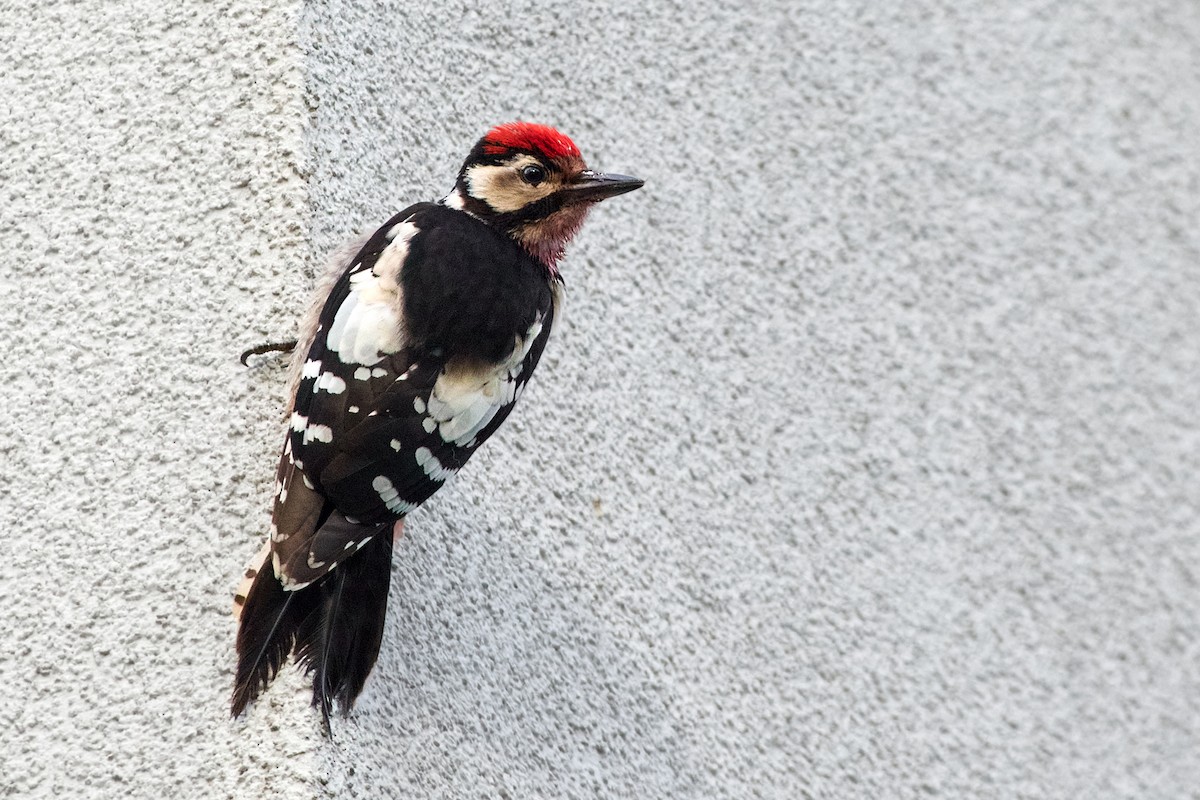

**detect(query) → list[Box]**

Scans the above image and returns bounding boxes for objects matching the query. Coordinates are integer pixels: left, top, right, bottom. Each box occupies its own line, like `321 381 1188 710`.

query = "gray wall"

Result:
3 1 1199 798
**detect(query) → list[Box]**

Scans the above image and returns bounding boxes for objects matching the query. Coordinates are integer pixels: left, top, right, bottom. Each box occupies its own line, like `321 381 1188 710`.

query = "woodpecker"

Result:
231 122 643 729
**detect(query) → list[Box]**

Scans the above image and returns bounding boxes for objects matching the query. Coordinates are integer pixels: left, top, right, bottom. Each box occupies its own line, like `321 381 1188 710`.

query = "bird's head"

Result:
448 122 643 270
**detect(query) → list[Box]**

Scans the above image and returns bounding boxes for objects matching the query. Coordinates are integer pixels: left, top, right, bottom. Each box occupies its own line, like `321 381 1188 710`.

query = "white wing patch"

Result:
426 367 516 446
302 424 333 445
372 475 416 515
313 371 347 394
424 314 545 447
325 221 418 366
415 446 457 482
325 276 405 366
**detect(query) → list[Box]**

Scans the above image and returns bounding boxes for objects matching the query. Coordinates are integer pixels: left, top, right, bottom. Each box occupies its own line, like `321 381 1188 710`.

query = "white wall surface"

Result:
3 1 1200 798
0 1 317 797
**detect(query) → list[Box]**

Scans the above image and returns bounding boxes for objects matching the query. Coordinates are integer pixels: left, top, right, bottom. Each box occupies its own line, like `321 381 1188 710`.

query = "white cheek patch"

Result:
464 158 554 213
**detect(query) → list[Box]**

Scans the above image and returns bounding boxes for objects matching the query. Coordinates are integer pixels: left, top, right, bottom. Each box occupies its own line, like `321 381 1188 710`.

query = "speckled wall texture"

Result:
3 1 1199 798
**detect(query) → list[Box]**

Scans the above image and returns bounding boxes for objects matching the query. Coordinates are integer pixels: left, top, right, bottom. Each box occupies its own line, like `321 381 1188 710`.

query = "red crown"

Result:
482 122 581 160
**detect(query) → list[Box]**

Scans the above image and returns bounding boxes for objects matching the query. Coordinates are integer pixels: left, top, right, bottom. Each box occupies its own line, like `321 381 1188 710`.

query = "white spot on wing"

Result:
415 447 457 482
372 475 398 501
390 439 402 451
414 397 426 414
371 475 415 514
290 412 308 432
354 367 371 381
302 360 322 379
302 424 333 445
314 371 347 394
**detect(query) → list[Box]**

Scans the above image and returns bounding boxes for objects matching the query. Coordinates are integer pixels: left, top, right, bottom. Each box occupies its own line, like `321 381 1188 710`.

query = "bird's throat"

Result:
514 205 591 274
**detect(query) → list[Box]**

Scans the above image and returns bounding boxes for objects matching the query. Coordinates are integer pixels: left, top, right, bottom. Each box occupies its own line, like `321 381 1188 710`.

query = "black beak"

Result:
565 170 645 203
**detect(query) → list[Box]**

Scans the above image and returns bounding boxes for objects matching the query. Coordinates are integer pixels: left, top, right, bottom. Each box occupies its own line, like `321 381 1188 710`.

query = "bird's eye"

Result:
521 165 546 185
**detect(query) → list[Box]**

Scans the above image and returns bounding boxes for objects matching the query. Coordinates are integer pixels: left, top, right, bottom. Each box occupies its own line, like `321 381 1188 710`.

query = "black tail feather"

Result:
231 560 321 717
295 532 394 733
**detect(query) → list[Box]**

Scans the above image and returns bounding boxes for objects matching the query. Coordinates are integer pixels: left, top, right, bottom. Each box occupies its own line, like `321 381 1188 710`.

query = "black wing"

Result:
269 203 559 588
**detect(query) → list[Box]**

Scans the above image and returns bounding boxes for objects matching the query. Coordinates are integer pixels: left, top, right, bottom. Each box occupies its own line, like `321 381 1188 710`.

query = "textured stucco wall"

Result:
0 2 317 797
4 1 1200 798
